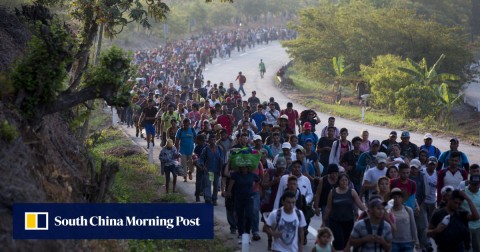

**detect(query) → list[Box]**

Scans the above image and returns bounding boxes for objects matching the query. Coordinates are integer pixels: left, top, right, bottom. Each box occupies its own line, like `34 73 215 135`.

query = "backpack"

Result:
240 75 246 83
199 87 208 98
274 207 302 231
354 218 385 252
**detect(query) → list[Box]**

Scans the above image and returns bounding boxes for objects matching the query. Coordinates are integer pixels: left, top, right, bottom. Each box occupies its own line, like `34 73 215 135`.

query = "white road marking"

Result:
257 48 266 51
239 53 247 56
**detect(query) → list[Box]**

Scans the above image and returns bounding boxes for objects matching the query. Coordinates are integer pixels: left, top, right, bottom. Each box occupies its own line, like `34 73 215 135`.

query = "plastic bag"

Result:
230 148 261 170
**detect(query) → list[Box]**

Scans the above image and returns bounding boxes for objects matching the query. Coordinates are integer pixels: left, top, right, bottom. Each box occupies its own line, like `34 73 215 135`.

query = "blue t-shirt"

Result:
231 172 260 199
251 112 267 133
176 127 196 155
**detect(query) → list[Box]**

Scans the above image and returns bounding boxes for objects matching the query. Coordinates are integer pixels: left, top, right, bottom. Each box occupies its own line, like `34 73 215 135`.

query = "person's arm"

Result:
314 178 324 215
304 177 314 204
352 189 367 212
321 190 333 226
460 190 480 221
273 176 286 210
427 221 447 237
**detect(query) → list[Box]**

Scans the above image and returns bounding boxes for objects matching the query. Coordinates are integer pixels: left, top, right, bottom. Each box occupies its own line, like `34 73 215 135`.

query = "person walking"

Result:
235 71 247 96
259 59 266 78
198 134 224 205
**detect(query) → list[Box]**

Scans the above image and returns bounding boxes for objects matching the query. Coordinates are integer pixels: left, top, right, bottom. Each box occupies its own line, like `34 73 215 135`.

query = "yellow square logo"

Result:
25 212 48 230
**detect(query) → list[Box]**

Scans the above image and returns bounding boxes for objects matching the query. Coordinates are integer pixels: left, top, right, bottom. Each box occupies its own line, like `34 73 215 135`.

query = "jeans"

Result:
195 169 205 196
251 192 260 234
391 241 414 252
225 196 237 232
238 84 246 96
235 196 254 236
204 171 220 202
125 108 133 127
328 219 354 250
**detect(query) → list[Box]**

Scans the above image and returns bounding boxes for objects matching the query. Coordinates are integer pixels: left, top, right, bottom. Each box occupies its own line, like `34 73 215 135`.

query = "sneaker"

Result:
252 233 261 241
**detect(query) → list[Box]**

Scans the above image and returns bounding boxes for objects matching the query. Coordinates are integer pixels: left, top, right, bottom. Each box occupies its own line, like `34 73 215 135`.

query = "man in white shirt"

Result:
265 102 280 126
265 190 307 252
273 160 313 210
361 152 388 199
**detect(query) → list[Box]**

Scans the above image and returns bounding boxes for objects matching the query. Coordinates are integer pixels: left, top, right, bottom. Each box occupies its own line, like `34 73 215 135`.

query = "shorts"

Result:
144 123 155 136
164 164 177 176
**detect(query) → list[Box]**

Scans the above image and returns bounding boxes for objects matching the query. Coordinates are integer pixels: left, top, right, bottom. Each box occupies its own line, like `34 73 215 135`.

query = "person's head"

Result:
168 103 175 112
269 102 276 110
295 148 305 161
281 142 291 155
448 151 461 170
371 140 380 154
327 126 335 139
419 149 429 163
361 129 369 140
304 139 314 151
339 128 348 140
376 152 387 170
337 173 350 189
170 118 177 127
386 166 398 179
424 133 433 146
275 157 287 173
287 175 298 192
147 99 154 107
164 138 174 149
400 131 410 143
243 109 250 118
470 164 480 175
289 135 298 146
303 122 312 133
253 135 263 147
468 173 480 193
327 164 339 181
281 191 296 213
291 160 303 177
195 134 206 145
409 159 421 176
316 227 333 246
182 118 190 129
208 134 216 145
389 187 408 207
257 104 263 112
352 136 362 150
450 137 459 151
398 163 411 181
377 176 390 194
327 117 335 126
236 99 242 107
367 196 386 220
239 133 249 145
272 132 280 143
441 185 454 204
389 131 397 142
427 156 437 171
447 189 465 211
390 144 400 157
286 102 293 109
251 90 257 97
242 120 250 130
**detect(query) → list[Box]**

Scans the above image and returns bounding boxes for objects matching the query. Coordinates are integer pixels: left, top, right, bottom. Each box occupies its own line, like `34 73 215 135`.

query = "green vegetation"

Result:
0 120 20 143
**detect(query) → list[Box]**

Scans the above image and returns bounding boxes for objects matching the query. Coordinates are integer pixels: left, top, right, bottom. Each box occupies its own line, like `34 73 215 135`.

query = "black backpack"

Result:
353 218 384 252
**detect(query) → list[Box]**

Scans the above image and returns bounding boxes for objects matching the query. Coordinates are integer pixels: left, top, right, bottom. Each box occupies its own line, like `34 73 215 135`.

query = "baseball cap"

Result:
470 175 480 184
441 185 454 196
276 157 287 168
371 140 380 146
424 133 433 139
200 98 205 102
368 197 387 209
427 156 438 164
214 124 223 131
253 135 262 141
303 122 312 130
450 137 459 144
376 152 387 164
401 131 410 138
389 131 397 137
295 146 305 154
304 138 313 144
279 114 289 120
281 142 291 149
410 159 421 169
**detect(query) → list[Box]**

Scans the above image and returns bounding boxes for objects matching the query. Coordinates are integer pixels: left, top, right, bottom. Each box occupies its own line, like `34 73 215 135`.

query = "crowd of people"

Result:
118 26 480 252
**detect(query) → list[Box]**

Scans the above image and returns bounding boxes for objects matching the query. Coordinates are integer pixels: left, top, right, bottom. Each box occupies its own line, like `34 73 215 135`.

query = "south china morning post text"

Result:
13 203 214 239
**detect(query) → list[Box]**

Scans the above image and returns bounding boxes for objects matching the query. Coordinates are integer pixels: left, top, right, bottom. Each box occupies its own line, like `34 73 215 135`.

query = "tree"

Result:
332 55 351 103
397 54 460 87
436 82 463 127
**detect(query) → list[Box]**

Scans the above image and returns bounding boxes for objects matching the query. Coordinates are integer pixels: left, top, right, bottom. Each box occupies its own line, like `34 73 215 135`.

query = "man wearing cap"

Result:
175 118 197 181
247 91 261 110
280 102 301 133
251 104 267 133
298 122 319 146
458 164 480 190
380 131 398 155
273 160 313 210
349 197 393 252
399 131 419 160
265 102 280 126
278 114 294 137
268 132 283 158
356 139 381 175
409 159 429 251
258 122 272 143
437 151 468 204
300 109 321 133
361 152 388 201
437 137 470 171
342 136 364 193
390 163 418 211
253 135 273 159
389 188 419 251
420 133 441 159
273 142 296 166
461 171 480 251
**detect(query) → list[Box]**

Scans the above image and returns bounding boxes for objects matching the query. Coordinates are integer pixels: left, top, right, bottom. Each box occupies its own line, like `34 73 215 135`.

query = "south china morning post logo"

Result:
24 212 49 230
13 203 214 239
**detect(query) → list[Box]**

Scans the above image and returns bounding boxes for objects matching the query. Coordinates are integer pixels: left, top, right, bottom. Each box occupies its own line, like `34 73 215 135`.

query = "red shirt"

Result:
216 114 233 135
281 109 299 132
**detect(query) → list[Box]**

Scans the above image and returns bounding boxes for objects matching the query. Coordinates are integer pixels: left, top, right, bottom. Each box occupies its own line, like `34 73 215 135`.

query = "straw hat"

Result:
164 139 174 148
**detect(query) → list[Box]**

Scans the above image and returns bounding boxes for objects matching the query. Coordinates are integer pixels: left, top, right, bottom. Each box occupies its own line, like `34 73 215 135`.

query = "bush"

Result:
0 120 19 143
395 84 438 119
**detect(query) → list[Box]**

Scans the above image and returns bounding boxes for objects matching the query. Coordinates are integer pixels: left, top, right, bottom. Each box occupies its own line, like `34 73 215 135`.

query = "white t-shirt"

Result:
266 207 307 252
274 175 313 209
363 167 387 194
422 168 438 204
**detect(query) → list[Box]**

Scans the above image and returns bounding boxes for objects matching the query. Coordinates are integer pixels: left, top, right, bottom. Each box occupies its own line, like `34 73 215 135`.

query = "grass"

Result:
87 108 235 252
